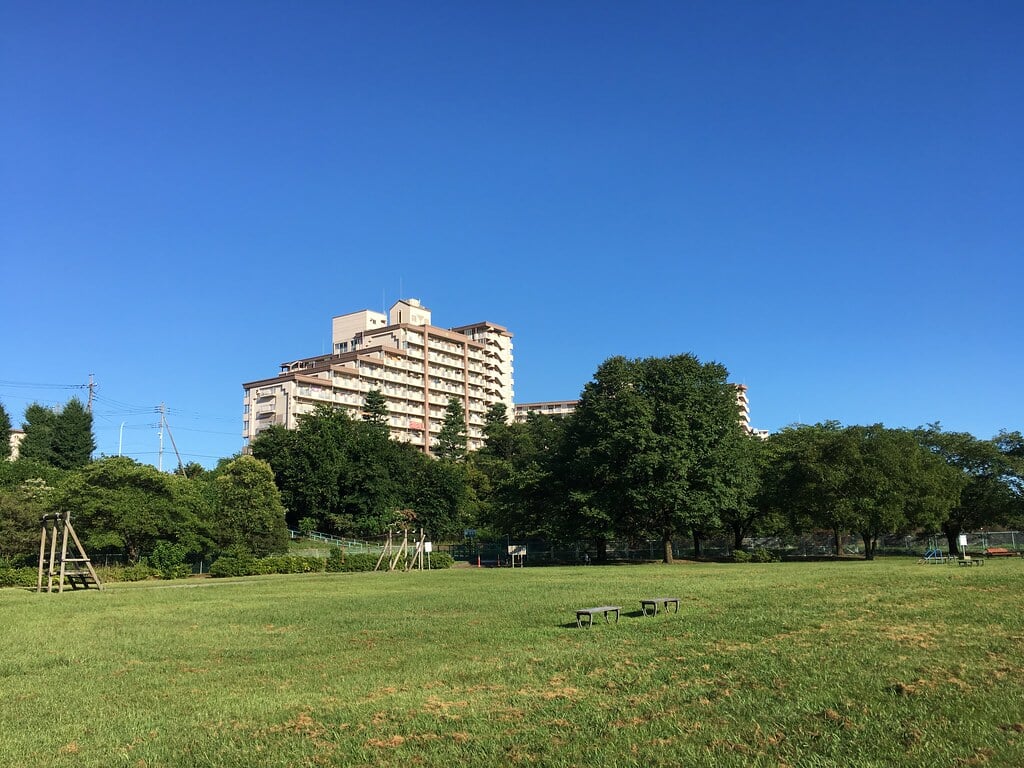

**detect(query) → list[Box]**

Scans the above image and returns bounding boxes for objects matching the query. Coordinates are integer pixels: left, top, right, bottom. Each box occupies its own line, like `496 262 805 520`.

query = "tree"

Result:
52 396 95 469
55 457 205 563
18 403 58 465
767 422 862 555
772 423 963 559
0 401 11 461
0 476 56 563
567 354 746 563
435 397 468 462
362 389 389 432
212 455 289 557
916 425 1024 554
717 434 784 551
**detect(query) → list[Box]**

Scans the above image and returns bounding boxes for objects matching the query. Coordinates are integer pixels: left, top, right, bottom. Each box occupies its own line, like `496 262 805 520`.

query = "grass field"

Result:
2 559 1022 767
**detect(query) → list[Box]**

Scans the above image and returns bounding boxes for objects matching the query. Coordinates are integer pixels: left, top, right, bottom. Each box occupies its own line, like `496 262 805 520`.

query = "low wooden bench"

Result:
957 556 984 567
640 597 680 616
984 547 1020 558
575 606 621 628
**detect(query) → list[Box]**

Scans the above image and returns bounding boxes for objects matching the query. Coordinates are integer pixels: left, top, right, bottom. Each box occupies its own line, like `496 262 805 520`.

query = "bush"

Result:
257 555 325 575
732 549 752 563
147 541 191 580
428 551 454 569
751 548 780 563
0 559 37 588
209 552 258 578
335 552 379 572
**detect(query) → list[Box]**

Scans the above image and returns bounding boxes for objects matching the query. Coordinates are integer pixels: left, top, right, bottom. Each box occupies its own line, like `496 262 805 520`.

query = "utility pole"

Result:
86 373 95 413
157 403 165 471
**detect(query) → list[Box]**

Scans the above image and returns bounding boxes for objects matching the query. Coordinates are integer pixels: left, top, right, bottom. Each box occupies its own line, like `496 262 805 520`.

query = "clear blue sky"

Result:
3 1 1022 468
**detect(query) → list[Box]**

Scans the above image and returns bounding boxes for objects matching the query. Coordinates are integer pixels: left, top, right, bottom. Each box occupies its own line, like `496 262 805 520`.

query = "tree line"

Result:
2 354 1022 567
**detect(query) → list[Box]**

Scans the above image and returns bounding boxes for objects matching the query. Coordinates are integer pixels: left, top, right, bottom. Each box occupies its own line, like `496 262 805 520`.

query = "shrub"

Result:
209 552 258 578
122 563 156 581
147 541 191 580
336 553 379 572
325 548 345 572
751 548 779 563
732 549 752 563
428 551 454 569
0 559 37 588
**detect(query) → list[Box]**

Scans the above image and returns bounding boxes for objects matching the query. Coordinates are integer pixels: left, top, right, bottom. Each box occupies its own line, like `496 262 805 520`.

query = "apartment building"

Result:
515 386 768 437
242 299 514 453
514 400 579 422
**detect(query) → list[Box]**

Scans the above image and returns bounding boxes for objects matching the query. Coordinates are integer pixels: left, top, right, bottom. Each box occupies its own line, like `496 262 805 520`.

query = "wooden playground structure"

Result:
37 511 103 593
374 528 434 571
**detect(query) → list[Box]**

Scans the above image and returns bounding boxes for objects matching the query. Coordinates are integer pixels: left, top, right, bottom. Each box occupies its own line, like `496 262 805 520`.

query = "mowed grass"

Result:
2 559 1023 767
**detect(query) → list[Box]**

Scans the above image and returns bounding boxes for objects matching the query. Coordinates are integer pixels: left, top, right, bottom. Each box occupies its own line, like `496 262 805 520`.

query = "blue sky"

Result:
3 1 1022 467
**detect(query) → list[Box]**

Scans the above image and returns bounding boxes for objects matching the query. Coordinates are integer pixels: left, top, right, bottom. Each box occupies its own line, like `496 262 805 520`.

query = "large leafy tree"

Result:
772 423 963 559
567 354 746 563
0 401 11 461
767 422 862 555
212 455 289 556
55 457 206 563
474 413 570 541
915 425 1024 553
251 405 431 538
717 434 784 551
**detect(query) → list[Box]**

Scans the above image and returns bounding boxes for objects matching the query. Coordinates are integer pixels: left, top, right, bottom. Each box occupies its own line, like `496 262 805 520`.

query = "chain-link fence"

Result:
441 531 1023 565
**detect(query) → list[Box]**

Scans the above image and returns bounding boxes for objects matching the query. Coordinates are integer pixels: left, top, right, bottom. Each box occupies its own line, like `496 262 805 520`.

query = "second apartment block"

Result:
242 299 514 453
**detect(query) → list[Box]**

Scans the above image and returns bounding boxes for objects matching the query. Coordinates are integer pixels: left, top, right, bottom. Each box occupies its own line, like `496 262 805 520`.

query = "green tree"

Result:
717 434 785 551
52 396 95 469
362 389 390 432
916 425 1024 554
567 354 746 563
435 397 468 462
0 477 56 564
0 401 11 461
56 457 205 563
212 455 289 557
767 422 861 555
772 424 963 559
18 403 58 465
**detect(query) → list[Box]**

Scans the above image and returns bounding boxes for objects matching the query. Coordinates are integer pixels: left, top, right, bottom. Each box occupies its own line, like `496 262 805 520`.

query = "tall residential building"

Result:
515 385 768 437
242 299 514 453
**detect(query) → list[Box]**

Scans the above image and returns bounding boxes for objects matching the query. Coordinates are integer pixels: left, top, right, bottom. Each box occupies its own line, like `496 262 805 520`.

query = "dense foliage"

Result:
2 362 1022 575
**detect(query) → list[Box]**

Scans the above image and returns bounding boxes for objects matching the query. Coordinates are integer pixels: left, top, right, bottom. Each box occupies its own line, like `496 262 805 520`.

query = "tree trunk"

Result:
594 536 608 564
861 532 875 560
943 525 959 558
833 527 841 557
733 524 744 552
692 530 703 558
662 536 673 564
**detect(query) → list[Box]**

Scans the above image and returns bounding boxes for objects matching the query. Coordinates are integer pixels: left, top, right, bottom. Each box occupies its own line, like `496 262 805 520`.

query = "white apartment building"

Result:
514 400 579 422
515 386 768 437
242 299 514 453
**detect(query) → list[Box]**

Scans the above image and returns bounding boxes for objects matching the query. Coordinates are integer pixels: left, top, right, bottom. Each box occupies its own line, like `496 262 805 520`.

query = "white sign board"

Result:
424 542 433 553
508 545 526 556
958 534 968 548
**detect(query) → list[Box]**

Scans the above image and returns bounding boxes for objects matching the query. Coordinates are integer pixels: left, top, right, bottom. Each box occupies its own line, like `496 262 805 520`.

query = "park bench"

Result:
575 606 621 628
984 547 1020 558
640 597 680 616
957 556 983 567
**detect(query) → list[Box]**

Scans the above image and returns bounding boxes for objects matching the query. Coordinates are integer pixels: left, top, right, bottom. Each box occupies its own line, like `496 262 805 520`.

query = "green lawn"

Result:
2 559 1022 767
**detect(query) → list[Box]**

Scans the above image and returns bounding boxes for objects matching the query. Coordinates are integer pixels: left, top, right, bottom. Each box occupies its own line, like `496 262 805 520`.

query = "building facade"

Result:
515 385 768 437
513 400 579 422
242 299 514 453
